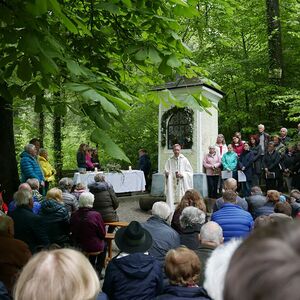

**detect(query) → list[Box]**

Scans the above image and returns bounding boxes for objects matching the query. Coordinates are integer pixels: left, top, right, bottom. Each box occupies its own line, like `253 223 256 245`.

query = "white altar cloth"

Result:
73 170 146 193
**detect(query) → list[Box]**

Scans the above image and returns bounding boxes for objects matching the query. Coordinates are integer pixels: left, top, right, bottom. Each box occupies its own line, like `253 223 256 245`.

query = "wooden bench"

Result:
104 221 128 262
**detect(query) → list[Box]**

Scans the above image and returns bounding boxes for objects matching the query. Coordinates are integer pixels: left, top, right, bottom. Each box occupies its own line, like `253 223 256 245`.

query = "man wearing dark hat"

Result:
102 221 163 300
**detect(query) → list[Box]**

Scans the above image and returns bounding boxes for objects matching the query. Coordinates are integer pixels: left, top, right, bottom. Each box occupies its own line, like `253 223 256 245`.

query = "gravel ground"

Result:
109 194 152 256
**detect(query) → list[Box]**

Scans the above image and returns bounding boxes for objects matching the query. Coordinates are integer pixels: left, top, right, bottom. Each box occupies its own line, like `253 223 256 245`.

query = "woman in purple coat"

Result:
70 192 106 276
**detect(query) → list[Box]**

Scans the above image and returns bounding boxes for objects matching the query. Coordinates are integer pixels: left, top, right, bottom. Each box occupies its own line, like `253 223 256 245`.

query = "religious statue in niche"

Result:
161 107 193 149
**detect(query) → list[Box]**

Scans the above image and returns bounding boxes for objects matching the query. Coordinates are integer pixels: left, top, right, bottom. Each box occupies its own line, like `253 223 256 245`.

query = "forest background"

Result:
1 0 300 199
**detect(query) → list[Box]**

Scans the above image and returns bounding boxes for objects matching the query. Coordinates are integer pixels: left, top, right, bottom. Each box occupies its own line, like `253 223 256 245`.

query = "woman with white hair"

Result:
13 248 108 300
179 206 206 250
203 145 221 198
70 192 106 277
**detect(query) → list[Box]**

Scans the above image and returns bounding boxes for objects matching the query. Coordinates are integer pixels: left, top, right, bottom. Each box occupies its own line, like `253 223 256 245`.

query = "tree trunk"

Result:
0 88 20 202
53 115 63 181
266 0 283 84
39 112 45 148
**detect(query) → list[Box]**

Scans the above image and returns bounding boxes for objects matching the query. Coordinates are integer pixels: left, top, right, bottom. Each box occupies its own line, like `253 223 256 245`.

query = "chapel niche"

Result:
162 107 193 150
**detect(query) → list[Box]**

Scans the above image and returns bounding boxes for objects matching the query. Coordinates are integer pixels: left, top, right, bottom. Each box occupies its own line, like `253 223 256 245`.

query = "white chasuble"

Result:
164 154 193 211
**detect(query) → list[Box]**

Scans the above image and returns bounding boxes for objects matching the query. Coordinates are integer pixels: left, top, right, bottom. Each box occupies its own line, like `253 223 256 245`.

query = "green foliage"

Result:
1 0 202 164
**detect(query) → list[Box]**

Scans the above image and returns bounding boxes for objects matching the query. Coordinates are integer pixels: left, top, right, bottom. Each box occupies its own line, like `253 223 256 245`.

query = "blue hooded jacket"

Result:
20 151 44 183
102 252 163 300
156 285 211 300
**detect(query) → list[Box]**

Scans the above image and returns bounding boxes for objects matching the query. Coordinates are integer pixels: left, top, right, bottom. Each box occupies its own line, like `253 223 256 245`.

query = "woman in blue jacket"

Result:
221 144 238 180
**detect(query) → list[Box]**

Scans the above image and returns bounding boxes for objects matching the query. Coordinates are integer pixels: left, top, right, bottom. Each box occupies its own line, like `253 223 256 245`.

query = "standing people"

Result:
85 146 95 171
238 143 254 197
249 135 263 187
76 143 87 172
165 144 193 211
38 148 56 194
138 149 151 191
263 142 281 191
91 148 101 169
257 124 270 155
292 142 300 189
232 136 244 157
272 135 286 156
215 134 228 158
279 127 291 145
20 144 44 188
221 144 238 180
281 145 295 193
203 146 221 199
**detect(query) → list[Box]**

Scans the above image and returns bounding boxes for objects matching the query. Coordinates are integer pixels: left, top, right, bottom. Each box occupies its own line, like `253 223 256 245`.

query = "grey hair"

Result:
151 201 171 220
209 145 216 149
179 206 206 229
59 178 73 191
258 124 265 129
200 221 223 245
79 192 95 208
280 127 288 132
14 189 32 206
94 174 105 182
204 239 242 300
24 144 35 153
26 178 40 190
39 148 47 156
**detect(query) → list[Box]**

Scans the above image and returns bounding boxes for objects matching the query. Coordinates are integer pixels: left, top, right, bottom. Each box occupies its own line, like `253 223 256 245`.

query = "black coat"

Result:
138 154 151 177
195 244 215 286
76 151 86 168
39 200 70 246
179 224 202 250
89 182 119 222
11 206 49 253
239 150 254 181
156 285 211 300
250 144 262 174
263 150 281 176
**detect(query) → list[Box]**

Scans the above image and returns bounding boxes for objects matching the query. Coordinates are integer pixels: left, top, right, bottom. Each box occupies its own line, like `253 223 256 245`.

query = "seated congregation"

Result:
1 173 300 300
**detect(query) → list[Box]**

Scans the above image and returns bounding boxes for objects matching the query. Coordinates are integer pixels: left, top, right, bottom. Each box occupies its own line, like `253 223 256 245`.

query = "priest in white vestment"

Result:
164 144 193 211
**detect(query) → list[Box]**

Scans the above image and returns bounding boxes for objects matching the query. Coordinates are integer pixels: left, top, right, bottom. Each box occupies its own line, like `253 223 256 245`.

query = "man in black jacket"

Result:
11 189 49 253
263 142 281 191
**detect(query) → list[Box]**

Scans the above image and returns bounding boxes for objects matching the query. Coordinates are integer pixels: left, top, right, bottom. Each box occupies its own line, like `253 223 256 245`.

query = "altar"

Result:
73 170 146 193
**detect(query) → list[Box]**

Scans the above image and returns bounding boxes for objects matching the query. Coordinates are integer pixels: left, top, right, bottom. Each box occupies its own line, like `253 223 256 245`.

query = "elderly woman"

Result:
88 174 119 225
38 148 56 194
179 207 206 250
171 189 206 234
13 248 108 300
39 188 70 247
70 192 106 277
203 145 221 199
58 178 78 216
157 247 210 300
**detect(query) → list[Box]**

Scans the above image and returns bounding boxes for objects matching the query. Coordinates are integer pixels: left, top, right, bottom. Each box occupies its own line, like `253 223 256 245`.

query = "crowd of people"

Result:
1 178 300 299
0 125 300 299
203 124 300 199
